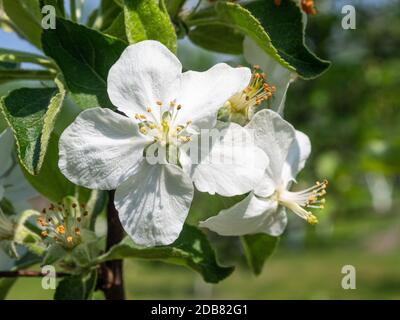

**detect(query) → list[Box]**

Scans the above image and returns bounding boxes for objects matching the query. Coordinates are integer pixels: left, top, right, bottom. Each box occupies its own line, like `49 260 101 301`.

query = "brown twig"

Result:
0 270 69 278
98 190 125 300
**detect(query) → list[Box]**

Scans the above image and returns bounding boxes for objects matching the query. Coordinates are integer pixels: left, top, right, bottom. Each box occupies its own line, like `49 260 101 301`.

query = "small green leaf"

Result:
241 233 279 276
2 0 43 49
54 270 97 300
123 0 177 52
42 18 127 109
0 83 65 175
97 224 233 283
189 24 244 55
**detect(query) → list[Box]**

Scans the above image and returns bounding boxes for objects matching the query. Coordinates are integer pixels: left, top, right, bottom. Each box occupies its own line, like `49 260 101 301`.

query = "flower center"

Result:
37 202 88 249
219 65 275 125
277 179 328 225
134 99 193 147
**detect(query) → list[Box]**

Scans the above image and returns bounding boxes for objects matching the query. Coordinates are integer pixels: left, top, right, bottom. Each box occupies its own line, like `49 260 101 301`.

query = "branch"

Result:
98 190 125 300
0 270 69 278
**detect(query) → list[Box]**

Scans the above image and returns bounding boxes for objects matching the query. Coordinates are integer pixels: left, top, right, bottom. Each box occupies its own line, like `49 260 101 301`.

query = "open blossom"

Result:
59 40 268 247
200 109 327 237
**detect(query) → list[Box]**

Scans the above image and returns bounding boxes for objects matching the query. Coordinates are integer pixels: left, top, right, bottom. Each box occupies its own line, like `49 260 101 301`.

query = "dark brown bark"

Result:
99 190 125 300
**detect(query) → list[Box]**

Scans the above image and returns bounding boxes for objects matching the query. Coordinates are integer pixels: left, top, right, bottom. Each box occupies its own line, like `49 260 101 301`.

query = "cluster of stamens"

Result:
223 65 275 124
278 179 328 225
37 202 88 249
134 99 193 146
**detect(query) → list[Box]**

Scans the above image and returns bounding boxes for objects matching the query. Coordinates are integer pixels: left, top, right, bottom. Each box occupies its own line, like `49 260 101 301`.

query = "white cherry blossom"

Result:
59 40 268 247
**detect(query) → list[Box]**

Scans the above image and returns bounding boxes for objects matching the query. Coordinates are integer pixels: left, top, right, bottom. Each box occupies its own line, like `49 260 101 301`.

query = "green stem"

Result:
166 0 186 18
0 70 56 81
70 0 78 22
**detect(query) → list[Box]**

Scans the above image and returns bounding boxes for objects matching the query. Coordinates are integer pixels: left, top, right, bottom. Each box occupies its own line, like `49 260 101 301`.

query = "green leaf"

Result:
2 0 43 49
0 48 55 69
54 271 97 300
123 0 177 53
98 0 123 31
0 278 16 300
42 18 127 109
42 244 67 266
0 83 65 175
245 0 330 79
97 224 233 283
241 233 279 276
104 12 127 42
187 0 330 79
189 24 244 55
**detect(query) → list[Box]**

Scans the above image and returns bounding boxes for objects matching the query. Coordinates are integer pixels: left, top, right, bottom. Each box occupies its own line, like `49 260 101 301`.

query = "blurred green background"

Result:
4 0 400 299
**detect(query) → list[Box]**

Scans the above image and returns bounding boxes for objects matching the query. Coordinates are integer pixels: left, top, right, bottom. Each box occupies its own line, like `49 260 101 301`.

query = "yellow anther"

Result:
41 230 48 238
307 215 318 225
139 114 146 120
56 225 65 235
156 100 162 106
148 123 156 129
170 100 176 107
66 236 73 243
140 127 148 135
146 107 152 113
75 228 81 236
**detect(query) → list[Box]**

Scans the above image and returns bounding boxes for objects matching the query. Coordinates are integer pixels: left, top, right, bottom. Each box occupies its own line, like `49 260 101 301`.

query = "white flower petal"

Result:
189 122 268 197
253 206 288 237
59 107 150 190
253 174 276 198
0 129 14 177
115 161 194 247
246 109 295 184
200 193 278 236
176 63 251 131
281 130 311 185
243 37 293 114
107 40 182 119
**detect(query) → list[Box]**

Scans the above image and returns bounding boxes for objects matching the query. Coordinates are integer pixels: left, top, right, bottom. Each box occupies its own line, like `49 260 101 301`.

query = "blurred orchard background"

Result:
1 0 400 299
